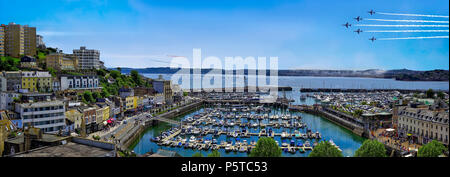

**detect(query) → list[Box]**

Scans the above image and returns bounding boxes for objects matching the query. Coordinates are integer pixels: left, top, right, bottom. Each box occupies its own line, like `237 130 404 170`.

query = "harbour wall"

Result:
300 107 366 137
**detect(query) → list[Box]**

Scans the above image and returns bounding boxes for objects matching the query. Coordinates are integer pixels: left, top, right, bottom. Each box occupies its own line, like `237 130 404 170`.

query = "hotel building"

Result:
46 52 79 70
73 46 100 70
14 93 65 133
397 105 449 145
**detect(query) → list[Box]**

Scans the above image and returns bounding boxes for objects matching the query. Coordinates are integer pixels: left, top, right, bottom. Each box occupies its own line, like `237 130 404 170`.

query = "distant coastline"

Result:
111 67 449 82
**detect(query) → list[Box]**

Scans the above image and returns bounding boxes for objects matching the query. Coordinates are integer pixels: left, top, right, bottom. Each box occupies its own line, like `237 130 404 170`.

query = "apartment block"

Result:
1 22 36 58
0 25 4 56
73 46 100 70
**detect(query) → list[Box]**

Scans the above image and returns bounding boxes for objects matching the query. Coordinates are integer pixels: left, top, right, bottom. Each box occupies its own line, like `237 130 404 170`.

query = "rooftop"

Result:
6 133 69 145
12 142 114 157
17 100 63 108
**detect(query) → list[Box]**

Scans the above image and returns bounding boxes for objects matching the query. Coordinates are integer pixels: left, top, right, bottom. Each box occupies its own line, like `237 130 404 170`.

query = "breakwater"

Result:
186 86 292 92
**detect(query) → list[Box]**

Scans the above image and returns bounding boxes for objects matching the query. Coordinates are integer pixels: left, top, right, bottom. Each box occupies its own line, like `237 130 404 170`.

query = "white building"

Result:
15 100 66 133
60 75 100 91
73 46 100 70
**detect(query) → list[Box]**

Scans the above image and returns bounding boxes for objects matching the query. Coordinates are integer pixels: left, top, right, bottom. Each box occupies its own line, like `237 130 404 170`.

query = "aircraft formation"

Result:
342 9 449 42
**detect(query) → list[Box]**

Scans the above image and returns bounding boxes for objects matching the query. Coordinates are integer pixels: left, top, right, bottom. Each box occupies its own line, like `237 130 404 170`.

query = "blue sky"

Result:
0 0 448 70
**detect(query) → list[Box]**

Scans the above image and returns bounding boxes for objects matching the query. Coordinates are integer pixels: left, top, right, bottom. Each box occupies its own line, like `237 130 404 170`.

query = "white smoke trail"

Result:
366 18 449 23
366 30 449 33
378 36 449 40
355 24 449 27
378 12 449 18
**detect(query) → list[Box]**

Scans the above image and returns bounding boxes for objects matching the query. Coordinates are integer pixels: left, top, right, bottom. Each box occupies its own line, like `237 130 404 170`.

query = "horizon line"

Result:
106 67 449 72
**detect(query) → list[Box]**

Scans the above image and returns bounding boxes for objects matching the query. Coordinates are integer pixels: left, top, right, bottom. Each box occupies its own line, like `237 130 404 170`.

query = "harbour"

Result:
130 104 366 157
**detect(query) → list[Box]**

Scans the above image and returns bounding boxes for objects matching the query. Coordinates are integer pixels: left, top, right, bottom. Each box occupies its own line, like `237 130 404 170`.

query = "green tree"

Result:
354 139 387 157
207 150 221 157
110 70 121 79
47 67 57 77
192 152 203 157
0 56 20 71
82 91 95 104
417 140 446 157
96 69 107 77
309 141 343 157
101 89 110 98
249 137 282 157
426 89 435 98
92 91 102 100
130 70 142 86
437 92 445 99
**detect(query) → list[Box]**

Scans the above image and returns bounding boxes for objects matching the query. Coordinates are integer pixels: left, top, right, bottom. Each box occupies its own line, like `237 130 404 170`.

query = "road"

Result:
89 100 200 142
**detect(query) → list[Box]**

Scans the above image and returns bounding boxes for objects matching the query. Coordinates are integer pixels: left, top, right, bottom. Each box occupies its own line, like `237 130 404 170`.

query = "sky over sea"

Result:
0 0 448 70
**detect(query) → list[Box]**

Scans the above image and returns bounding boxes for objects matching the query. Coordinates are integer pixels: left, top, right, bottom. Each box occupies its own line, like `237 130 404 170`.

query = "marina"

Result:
131 105 365 157
150 107 324 153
